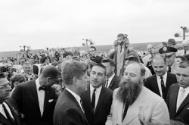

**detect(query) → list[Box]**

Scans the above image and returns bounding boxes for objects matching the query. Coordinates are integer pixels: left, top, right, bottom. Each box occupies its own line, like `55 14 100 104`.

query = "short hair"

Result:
178 55 189 68
62 61 87 85
10 74 26 83
102 58 115 67
41 66 60 79
125 62 146 77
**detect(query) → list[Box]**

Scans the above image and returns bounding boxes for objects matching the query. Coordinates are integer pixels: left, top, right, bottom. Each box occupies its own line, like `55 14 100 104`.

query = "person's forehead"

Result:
165 52 175 56
153 59 165 65
91 65 105 73
125 63 140 74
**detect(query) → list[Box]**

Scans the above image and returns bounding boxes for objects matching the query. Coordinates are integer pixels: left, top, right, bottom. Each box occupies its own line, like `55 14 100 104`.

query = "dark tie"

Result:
2 103 15 125
91 88 96 111
160 76 166 99
168 66 171 72
122 101 129 121
39 86 48 91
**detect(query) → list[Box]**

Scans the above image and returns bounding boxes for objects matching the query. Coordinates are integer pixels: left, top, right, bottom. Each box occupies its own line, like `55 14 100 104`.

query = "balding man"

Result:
11 66 60 125
106 62 170 125
144 54 177 100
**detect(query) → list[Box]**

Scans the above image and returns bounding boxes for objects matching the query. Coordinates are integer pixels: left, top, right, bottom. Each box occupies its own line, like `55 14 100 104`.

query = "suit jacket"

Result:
144 72 177 99
0 100 21 125
106 86 170 125
53 89 89 125
81 85 113 125
167 84 189 125
11 80 57 125
108 75 119 91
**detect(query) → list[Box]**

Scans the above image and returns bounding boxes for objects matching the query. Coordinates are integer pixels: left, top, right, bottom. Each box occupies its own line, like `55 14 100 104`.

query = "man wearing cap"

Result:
159 46 178 73
0 76 21 125
102 58 119 90
11 65 60 125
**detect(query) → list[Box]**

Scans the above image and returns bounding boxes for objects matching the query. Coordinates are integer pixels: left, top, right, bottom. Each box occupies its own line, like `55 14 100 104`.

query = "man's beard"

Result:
116 79 142 105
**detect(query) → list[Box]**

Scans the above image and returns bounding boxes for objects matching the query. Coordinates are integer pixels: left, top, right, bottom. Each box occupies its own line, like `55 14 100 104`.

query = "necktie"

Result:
177 88 186 111
168 66 171 72
122 101 129 121
160 76 166 99
2 103 15 125
91 88 96 111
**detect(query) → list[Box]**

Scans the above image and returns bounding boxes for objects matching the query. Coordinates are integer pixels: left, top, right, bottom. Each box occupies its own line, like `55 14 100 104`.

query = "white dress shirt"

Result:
0 102 14 119
36 79 45 116
66 88 84 113
90 85 102 110
176 87 189 111
106 73 115 88
156 73 167 97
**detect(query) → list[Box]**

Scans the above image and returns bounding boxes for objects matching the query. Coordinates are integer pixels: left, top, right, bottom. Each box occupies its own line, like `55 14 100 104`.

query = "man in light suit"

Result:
11 65 60 125
53 60 89 125
167 58 189 125
102 58 119 90
106 62 170 125
144 54 177 100
0 76 21 125
81 63 112 125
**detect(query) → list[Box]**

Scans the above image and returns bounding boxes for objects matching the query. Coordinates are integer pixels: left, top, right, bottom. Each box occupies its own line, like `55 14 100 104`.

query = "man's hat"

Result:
167 39 176 46
159 46 177 54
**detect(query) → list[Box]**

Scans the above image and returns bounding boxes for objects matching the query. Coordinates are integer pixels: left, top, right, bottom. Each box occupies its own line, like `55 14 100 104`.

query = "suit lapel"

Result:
94 86 104 114
0 112 12 125
154 76 161 96
176 93 189 115
109 76 115 89
170 85 179 116
31 81 43 118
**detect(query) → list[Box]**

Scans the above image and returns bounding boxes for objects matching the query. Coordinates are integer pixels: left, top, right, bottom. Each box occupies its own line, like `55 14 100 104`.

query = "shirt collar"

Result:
180 86 189 93
35 78 40 90
108 73 115 82
157 72 167 80
66 88 81 103
90 84 102 93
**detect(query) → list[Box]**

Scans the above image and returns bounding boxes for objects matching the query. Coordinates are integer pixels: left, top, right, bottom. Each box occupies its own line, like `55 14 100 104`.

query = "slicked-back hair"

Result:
62 61 87 85
41 65 61 79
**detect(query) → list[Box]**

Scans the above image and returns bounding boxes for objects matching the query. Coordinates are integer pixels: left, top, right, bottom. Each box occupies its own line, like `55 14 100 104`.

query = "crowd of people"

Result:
0 36 189 125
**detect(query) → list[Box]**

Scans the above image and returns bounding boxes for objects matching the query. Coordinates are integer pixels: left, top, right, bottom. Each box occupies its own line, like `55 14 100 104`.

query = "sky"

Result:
0 0 189 52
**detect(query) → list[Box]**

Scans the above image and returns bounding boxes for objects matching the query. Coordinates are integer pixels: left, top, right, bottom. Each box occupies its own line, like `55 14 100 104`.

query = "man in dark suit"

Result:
144 54 177 100
54 60 89 125
11 65 60 125
102 58 119 90
0 75 21 125
167 59 189 125
81 63 112 125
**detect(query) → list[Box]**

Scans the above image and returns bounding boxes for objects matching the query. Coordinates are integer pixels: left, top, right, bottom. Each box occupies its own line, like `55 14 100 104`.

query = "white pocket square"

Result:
187 107 189 110
48 99 54 103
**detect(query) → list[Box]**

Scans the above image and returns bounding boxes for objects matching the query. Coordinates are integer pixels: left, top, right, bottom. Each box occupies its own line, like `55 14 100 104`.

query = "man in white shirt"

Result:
167 57 189 125
144 54 177 100
11 65 60 125
106 62 170 125
54 60 89 125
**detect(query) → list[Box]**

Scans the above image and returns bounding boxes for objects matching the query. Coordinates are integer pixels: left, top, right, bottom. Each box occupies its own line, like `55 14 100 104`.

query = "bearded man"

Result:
106 62 170 125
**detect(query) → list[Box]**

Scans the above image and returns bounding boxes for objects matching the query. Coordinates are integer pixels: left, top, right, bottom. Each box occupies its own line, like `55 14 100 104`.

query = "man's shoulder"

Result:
141 87 164 103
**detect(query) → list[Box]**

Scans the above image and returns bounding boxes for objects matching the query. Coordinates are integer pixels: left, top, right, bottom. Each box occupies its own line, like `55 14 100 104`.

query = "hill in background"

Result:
0 42 162 58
